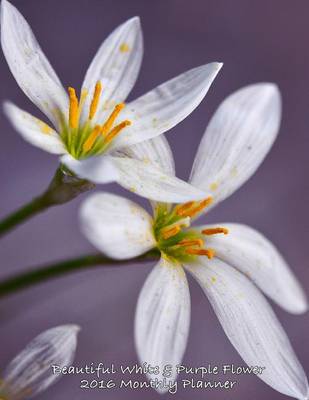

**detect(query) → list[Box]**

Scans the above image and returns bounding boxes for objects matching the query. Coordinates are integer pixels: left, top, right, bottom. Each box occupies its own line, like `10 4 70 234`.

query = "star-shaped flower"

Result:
1 0 222 202
80 83 308 399
0 325 79 399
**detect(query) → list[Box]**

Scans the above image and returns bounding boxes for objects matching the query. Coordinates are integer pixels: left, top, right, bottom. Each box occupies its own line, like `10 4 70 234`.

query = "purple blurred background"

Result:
0 0 308 399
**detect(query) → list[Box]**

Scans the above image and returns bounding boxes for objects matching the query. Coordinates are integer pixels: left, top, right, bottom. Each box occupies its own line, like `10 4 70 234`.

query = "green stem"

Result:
0 165 95 238
0 250 160 298
0 195 50 236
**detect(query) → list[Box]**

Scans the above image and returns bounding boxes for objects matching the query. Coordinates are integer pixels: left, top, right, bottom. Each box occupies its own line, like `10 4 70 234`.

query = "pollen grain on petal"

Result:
202 227 229 236
38 120 53 134
119 42 130 53
89 81 102 120
210 182 219 191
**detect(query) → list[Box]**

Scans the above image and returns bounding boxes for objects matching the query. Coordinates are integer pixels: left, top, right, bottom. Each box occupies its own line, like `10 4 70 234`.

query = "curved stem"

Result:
0 195 50 236
0 250 160 298
0 165 95 238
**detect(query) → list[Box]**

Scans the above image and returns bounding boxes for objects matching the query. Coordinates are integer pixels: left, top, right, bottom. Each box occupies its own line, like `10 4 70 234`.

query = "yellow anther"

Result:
83 125 101 152
68 87 79 129
105 120 131 144
178 239 203 247
186 247 215 259
101 103 125 136
78 88 88 114
89 81 102 120
182 197 213 218
175 201 195 216
202 227 229 236
161 225 181 240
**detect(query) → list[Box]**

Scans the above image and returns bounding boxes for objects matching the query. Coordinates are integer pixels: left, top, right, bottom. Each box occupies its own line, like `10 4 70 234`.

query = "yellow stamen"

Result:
68 87 79 129
184 197 213 218
105 120 131 143
83 125 101 152
101 103 125 136
202 227 229 236
78 88 88 115
175 201 195 216
89 81 102 120
161 225 181 240
186 247 215 259
178 239 203 247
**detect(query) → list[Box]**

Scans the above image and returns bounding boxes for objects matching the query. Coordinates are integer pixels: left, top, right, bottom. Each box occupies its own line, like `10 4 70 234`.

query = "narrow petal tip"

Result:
122 15 141 30
291 295 309 315
129 16 141 25
199 61 223 77
1 0 11 11
63 324 81 334
251 82 282 101
1 0 12 24
214 61 224 71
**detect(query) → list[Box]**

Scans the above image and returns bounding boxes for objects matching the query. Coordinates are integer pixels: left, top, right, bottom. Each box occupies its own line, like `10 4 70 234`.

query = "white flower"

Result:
0 325 80 399
1 0 222 203
80 83 308 399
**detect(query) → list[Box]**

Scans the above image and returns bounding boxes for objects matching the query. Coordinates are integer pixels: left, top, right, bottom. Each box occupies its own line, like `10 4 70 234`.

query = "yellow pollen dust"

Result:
202 227 229 236
119 42 130 52
210 182 219 191
68 87 79 129
38 120 53 134
178 239 203 248
176 197 213 218
186 247 215 259
89 82 102 120
161 225 181 240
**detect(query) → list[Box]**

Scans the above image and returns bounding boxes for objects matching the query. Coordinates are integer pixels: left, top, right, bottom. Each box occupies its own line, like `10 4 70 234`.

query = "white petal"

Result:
190 83 282 207
108 62 223 150
186 259 308 400
4 102 66 154
80 192 155 259
199 223 308 314
1 0 68 129
2 325 80 399
111 156 210 203
61 154 119 184
114 135 175 176
80 17 143 124
63 153 209 203
135 257 190 392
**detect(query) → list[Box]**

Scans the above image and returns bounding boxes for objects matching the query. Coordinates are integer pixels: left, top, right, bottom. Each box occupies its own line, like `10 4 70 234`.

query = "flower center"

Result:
61 81 131 159
153 198 228 262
